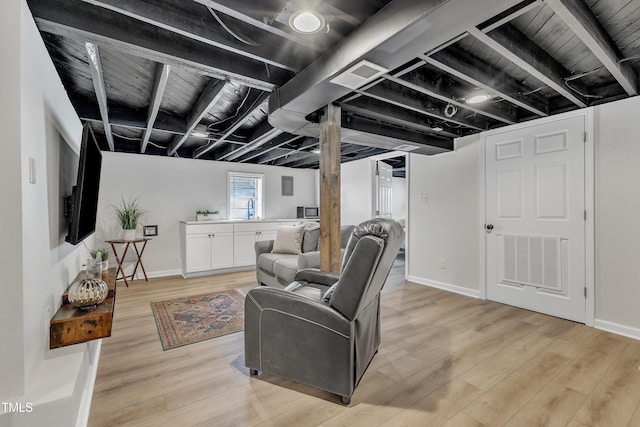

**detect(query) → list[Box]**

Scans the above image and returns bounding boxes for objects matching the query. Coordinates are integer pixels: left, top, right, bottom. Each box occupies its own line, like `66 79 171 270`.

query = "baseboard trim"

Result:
75 340 101 427
407 275 480 299
132 269 182 280
594 319 640 341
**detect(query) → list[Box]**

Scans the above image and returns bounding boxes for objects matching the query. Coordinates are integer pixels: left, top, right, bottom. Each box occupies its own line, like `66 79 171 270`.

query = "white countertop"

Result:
180 218 305 225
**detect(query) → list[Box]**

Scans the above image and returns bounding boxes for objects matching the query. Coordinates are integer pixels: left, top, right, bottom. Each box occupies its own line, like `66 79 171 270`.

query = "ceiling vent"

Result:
330 60 389 90
393 144 420 152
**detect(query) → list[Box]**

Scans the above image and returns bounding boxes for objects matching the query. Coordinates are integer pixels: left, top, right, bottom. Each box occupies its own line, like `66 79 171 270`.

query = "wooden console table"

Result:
106 238 150 287
50 268 116 349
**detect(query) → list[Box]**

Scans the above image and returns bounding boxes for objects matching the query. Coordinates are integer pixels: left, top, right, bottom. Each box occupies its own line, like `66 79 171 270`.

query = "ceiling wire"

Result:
208 88 252 128
563 66 605 99
208 7 259 46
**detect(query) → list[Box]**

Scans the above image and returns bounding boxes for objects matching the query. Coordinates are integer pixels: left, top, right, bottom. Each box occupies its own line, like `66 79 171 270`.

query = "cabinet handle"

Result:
211 233 215 238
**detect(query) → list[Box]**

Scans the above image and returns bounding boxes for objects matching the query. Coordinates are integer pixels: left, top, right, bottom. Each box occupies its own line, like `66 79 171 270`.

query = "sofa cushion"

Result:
301 222 320 253
272 225 305 255
258 253 297 273
273 257 299 283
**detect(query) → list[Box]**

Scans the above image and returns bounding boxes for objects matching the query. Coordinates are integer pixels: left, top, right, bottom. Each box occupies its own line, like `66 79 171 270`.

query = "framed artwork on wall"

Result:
143 225 158 237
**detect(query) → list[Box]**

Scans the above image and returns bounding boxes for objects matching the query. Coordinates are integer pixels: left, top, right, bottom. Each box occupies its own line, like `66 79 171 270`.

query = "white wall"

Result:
0 0 26 399
594 96 640 335
407 135 481 296
96 152 318 276
1 2 101 426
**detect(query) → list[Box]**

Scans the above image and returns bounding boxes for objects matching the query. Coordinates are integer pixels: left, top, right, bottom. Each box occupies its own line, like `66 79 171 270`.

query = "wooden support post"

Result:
319 103 341 273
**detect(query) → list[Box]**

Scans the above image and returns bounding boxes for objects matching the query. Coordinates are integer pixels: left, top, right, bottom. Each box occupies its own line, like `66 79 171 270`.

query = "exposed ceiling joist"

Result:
423 47 549 116
190 0 323 51
217 126 282 161
167 80 227 156
85 42 114 151
29 0 290 91
271 150 316 167
236 134 304 163
385 72 517 124
360 81 490 131
478 0 542 33
193 92 270 158
141 63 171 153
340 98 460 139
254 138 318 164
342 114 453 152
468 24 588 108
544 0 638 96
79 0 302 72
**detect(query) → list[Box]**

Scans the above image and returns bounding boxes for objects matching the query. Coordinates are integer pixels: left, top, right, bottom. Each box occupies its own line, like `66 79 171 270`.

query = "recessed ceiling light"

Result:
312 149 321 154
289 10 325 34
191 131 209 138
432 126 443 132
466 92 491 104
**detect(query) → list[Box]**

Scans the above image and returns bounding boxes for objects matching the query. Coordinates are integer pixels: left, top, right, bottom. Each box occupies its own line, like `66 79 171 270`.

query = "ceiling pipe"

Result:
267 0 523 151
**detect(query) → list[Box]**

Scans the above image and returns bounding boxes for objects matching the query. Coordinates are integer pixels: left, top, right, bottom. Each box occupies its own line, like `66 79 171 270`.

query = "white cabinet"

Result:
180 220 302 276
181 223 234 274
233 222 279 267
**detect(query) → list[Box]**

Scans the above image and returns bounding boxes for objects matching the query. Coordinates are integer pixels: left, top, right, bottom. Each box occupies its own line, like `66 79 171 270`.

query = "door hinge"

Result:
584 210 587 221
584 287 587 298
584 132 587 142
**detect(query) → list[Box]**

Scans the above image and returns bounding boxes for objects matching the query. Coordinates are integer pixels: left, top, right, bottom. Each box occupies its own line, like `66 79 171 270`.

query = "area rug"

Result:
150 290 245 350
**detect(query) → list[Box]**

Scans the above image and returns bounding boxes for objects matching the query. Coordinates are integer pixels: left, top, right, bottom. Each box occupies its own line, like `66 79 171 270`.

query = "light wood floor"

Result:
88 263 640 426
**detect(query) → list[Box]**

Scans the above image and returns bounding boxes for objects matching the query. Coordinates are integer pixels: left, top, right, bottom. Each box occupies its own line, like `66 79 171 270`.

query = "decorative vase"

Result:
101 259 109 271
122 228 136 240
68 277 108 309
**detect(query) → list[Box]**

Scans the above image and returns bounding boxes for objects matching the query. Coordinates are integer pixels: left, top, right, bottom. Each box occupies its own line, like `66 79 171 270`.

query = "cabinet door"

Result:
185 234 212 273
211 232 234 269
234 231 257 267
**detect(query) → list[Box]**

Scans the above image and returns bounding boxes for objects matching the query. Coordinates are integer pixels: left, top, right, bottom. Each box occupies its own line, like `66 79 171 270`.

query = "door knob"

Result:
485 224 494 233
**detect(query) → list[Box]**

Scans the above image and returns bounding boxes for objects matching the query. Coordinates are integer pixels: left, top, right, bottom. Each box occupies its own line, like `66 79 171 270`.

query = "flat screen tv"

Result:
65 124 102 245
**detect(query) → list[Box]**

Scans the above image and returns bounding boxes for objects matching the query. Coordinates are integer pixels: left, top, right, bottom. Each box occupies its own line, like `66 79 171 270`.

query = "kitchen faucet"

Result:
247 198 255 219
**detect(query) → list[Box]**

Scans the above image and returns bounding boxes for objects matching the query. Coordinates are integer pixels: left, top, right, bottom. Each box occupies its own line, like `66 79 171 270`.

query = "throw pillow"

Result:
271 225 305 255
301 222 320 253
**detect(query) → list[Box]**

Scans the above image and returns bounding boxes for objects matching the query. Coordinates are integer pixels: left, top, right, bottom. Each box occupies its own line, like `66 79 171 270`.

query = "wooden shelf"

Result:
50 268 117 349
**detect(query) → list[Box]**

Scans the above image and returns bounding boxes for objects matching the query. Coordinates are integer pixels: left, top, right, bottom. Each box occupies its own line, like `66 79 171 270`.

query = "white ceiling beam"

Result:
544 0 638 96
141 63 171 153
85 42 114 151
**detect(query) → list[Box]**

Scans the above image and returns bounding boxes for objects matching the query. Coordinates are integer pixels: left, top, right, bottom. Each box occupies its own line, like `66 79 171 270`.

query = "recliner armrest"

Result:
295 268 340 287
245 287 350 336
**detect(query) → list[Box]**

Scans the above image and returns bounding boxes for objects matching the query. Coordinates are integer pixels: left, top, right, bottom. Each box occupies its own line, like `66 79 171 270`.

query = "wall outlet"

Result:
440 258 447 269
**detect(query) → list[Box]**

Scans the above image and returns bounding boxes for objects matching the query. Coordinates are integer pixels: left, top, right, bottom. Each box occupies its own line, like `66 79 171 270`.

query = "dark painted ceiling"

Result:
27 0 640 168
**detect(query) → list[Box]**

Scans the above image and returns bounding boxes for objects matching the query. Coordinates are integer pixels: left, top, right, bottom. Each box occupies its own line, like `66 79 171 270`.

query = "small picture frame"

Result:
143 225 158 237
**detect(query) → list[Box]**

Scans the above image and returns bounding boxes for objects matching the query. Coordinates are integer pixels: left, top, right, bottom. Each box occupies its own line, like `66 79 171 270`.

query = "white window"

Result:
228 172 264 220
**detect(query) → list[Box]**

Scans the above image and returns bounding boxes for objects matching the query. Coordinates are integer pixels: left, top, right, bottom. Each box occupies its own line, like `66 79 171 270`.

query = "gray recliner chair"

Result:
244 218 405 404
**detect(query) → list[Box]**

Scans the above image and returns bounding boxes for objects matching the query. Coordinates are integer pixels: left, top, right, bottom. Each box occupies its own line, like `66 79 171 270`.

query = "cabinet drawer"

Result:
234 222 279 232
185 223 233 234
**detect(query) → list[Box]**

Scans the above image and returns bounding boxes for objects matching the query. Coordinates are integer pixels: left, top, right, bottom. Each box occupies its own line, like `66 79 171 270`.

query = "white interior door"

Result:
485 115 586 322
375 161 393 218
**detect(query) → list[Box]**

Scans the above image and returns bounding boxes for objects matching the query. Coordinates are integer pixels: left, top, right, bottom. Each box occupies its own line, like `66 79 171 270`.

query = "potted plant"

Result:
196 210 220 221
90 248 110 270
114 197 144 240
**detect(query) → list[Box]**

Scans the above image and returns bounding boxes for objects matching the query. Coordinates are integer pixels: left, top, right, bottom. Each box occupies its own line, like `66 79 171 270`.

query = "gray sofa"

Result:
245 218 405 404
255 224 354 288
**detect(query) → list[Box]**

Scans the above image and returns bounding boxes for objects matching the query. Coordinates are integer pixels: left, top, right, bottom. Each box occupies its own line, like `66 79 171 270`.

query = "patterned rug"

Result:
150 290 245 350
